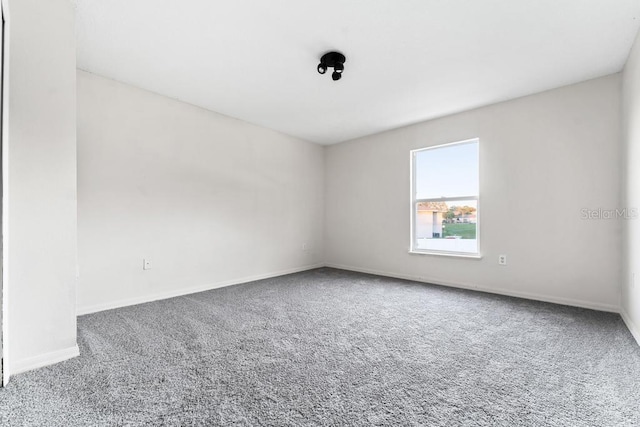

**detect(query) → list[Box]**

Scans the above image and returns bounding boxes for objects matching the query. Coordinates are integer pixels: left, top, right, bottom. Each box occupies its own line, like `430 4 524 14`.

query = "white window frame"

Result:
409 138 481 258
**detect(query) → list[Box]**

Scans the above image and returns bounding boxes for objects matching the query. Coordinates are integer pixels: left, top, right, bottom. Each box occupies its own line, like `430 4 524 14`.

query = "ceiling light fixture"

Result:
317 51 346 81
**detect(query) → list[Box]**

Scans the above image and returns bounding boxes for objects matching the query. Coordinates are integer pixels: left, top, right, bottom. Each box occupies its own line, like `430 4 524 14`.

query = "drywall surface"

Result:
76 71 324 313
622 30 640 344
3 0 78 379
325 75 621 311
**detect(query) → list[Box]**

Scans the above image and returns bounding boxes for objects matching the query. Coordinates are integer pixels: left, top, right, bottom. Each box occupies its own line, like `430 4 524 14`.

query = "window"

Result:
410 139 479 256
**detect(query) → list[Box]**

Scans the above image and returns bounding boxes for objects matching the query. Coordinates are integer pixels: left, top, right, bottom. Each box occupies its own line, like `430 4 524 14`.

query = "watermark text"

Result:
580 208 638 220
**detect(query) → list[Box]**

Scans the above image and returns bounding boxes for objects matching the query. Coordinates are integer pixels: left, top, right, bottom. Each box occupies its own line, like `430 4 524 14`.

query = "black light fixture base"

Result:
320 52 346 69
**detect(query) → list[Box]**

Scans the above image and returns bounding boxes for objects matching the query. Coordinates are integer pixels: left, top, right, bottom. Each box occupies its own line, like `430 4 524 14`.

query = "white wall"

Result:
622 30 640 345
325 75 621 311
76 71 324 314
3 0 79 380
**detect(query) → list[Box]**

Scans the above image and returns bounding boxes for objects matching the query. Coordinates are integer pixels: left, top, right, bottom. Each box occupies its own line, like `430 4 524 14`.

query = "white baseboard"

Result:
325 263 620 313
620 308 640 347
77 263 325 316
11 344 80 376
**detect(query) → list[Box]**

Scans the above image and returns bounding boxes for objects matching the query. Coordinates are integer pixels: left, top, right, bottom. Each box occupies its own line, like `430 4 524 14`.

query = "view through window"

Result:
411 139 479 255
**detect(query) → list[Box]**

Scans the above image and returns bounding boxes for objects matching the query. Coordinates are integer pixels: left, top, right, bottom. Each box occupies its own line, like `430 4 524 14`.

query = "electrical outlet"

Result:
498 255 507 266
143 259 152 270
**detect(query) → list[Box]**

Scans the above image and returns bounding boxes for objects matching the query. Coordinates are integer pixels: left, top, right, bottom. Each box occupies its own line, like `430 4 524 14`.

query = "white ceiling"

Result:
76 0 640 145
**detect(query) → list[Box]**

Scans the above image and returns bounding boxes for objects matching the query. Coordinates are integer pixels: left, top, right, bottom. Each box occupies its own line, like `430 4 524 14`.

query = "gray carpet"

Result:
0 268 638 426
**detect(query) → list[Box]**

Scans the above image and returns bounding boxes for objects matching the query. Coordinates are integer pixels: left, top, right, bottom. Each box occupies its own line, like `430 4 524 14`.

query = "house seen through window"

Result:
411 139 479 255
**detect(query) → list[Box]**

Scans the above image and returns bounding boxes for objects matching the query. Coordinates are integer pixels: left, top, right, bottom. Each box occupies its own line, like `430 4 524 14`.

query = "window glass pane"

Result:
415 200 478 254
415 141 479 199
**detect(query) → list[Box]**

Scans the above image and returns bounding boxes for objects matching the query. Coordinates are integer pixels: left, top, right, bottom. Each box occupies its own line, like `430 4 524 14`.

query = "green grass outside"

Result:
442 223 476 239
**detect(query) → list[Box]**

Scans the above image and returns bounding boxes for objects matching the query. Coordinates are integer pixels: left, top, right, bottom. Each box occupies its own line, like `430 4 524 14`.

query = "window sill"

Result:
408 250 483 259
